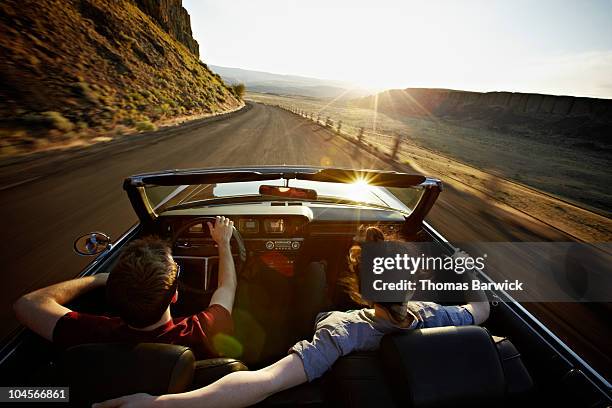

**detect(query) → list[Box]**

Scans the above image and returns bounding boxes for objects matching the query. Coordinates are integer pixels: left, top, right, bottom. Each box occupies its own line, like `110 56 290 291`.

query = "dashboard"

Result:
160 204 407 259
158 206 406 295
184 217 303 235
164 214 405 254
162 215 311 255
236 216 305 236
183 217 299 235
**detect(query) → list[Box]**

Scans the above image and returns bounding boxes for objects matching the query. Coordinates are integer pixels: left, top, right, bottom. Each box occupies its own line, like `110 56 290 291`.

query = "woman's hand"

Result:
94 272 109 286
207 216 234 248
92 393 159 408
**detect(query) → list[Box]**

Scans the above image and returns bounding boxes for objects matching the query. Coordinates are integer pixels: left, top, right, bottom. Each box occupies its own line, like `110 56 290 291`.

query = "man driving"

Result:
13 216 237 359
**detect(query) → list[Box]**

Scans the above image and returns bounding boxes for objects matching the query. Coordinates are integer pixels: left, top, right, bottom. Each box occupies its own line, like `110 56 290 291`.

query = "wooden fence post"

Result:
358 127 364 143
391 135 402 160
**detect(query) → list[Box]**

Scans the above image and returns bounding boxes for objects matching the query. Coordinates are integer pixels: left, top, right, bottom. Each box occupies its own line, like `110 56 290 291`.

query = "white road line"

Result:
0 176 42 191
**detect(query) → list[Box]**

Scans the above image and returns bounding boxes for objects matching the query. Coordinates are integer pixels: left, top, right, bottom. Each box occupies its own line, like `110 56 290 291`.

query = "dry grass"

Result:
249 93 611 242
393 140 612 242
0 0 242 156
248 92 611 217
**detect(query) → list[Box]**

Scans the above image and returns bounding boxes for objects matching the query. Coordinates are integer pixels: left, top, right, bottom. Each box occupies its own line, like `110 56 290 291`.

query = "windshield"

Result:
147 178 425 214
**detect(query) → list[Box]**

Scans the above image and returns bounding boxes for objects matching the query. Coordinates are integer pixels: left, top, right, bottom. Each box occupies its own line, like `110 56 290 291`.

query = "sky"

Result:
183 0 612 98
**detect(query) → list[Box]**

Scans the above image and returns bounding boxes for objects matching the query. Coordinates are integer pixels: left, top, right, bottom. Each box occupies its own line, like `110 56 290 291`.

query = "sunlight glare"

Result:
346 178 372 202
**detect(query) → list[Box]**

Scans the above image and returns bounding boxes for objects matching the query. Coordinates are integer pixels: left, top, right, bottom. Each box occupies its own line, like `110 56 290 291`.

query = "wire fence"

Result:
275 104 409 161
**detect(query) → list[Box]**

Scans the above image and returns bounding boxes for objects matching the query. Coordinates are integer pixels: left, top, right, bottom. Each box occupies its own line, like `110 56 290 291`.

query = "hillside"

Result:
211 65 373 99
0 0 242 155
352 88 612 145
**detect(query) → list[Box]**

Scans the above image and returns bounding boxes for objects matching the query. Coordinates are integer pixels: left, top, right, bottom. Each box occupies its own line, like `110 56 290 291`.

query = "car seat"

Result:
58 342 248 406
379 326 533 407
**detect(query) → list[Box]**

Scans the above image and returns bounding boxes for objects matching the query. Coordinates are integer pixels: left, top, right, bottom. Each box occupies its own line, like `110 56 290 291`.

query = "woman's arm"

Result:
452 250 490 325
93 354 308 408
464 293 490 325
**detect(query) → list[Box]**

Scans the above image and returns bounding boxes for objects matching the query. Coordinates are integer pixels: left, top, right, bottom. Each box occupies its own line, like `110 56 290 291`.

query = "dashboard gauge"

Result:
264 218 285 233
188 223 204 233
239 218 259 234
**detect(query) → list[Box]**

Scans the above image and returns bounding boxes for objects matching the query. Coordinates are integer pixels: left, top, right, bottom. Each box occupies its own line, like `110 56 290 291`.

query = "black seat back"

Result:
59 343 195 406
493 336 534 397
329 351 398 407
380 326 506 408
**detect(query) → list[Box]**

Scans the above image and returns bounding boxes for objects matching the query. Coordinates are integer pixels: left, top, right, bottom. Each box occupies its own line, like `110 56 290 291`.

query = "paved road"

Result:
0 102 609 376
0 103 384 332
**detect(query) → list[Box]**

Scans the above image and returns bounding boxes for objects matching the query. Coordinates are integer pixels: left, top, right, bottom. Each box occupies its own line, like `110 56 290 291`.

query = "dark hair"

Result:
342 225 411 323
106 236 178 328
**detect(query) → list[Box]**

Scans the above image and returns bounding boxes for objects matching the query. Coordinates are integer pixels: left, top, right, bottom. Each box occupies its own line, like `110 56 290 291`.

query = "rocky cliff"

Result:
134 0 199 57
352 88 612 141
0 0 241 155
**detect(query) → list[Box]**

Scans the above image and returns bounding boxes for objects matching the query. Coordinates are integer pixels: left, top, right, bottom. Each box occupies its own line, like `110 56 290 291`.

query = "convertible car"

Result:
0 166 609 407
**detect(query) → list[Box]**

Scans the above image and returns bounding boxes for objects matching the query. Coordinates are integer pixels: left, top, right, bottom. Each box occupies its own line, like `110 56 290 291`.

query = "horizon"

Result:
210 63 612 99
184 0 612 99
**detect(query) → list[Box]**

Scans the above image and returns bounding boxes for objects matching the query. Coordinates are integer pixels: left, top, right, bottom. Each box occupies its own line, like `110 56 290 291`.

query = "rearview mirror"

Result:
74 232 112 256
259 185 318 200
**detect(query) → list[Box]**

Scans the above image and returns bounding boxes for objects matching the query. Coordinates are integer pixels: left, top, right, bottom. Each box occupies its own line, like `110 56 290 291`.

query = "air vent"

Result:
288 202 303 206
271 202 287 206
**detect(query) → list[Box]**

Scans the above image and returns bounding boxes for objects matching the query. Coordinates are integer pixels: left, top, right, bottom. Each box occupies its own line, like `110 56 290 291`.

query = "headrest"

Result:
60 343 195 405
193 358 249 387
380 326 505 408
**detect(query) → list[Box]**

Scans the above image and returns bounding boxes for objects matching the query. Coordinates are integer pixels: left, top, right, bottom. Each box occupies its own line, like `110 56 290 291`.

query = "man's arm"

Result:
207 216 237 313
93 353 308 408
13 273 108 341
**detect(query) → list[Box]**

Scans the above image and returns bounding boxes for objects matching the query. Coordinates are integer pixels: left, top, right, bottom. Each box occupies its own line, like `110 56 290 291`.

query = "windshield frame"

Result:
162 192 410 214
124 167 441 225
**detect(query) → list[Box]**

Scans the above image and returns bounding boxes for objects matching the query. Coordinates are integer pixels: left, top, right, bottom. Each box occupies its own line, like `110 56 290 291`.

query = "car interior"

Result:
0 169 608 407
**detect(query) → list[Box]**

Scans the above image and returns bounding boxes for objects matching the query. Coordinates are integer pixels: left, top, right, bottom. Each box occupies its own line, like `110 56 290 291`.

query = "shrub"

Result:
42 111 74 132
231 83 245 99
135 119 157 132
160 103 171 115
73 82 100 104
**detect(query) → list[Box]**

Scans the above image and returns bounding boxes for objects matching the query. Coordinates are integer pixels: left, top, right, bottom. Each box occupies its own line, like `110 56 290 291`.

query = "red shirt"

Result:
53 304 233 360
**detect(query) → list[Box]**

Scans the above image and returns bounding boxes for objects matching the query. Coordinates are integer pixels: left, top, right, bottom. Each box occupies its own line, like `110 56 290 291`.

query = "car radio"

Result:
264 239 301 251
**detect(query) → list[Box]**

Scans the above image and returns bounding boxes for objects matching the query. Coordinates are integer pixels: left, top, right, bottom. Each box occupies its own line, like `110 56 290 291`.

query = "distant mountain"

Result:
351 88 612 141
210 65 373 99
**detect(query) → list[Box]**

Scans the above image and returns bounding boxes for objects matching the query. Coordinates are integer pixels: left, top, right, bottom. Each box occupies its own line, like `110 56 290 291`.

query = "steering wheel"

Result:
171 217 247 294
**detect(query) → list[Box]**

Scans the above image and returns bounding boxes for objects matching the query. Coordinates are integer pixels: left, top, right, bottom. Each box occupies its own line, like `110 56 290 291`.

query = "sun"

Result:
345 178 373 202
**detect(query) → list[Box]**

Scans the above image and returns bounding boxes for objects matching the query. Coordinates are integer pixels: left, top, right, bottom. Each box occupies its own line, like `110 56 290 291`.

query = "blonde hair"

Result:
342 226 412 323
342 226 385 308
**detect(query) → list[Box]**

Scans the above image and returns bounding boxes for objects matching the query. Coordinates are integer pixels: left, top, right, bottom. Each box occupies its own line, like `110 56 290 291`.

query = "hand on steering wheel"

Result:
207 216 234 248
172 216 247 282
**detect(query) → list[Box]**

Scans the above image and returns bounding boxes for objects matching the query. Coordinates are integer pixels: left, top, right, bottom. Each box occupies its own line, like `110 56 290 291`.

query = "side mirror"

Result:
74 232 112 256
